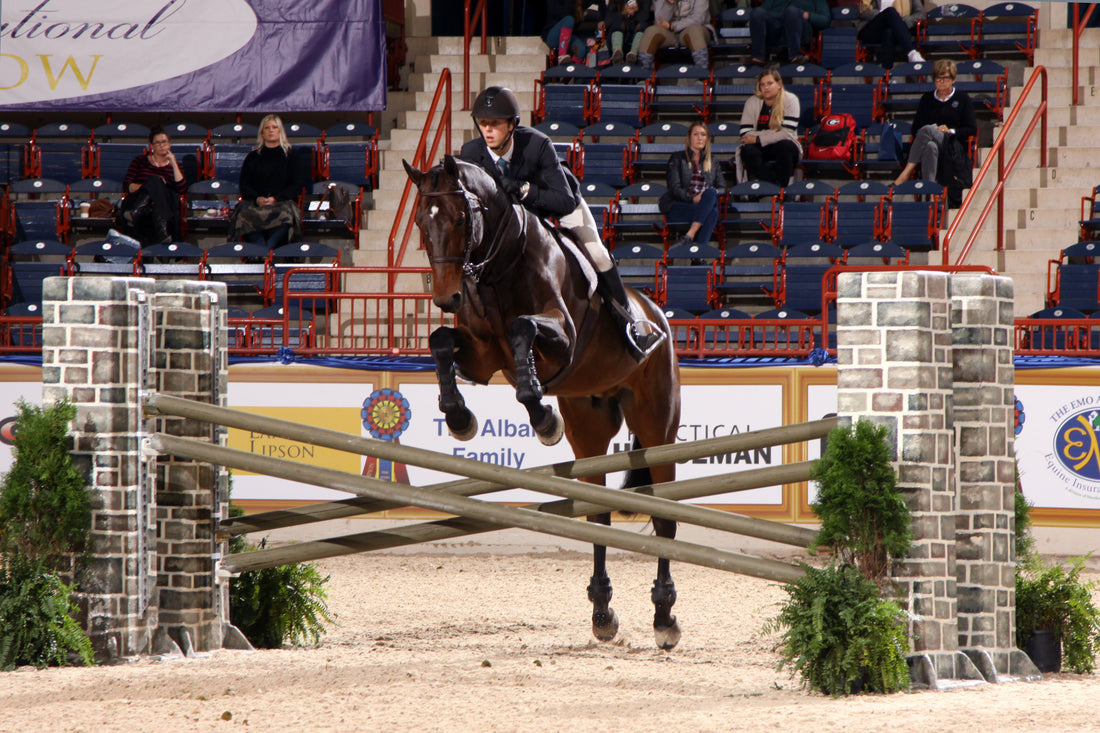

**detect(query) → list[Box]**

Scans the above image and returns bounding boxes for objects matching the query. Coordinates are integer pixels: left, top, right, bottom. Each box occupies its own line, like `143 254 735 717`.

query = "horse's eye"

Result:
456 214 466 227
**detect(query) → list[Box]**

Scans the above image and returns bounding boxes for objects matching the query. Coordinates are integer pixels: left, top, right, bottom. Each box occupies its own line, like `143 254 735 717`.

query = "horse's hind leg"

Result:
429 326 477 440
508 317 563 446
651 517 681 650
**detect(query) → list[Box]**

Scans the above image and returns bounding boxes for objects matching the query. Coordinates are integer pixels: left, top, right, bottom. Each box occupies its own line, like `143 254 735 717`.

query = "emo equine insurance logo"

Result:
1049 403 1100 497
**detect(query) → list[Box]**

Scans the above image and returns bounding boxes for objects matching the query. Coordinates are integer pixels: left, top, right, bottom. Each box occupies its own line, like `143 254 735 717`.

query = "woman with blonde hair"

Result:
735 66 802 186
660 120 726 248
231 113 308 249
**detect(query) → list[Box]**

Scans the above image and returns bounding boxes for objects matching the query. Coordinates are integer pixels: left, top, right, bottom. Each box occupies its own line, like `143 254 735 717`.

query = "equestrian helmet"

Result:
471 86 521 126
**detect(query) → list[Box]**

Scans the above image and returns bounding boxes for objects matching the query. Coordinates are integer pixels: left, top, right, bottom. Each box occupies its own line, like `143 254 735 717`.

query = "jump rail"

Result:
151 432 807 584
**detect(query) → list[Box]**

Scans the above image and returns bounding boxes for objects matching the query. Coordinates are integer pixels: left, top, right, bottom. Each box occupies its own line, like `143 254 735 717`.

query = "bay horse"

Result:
404 155 683 649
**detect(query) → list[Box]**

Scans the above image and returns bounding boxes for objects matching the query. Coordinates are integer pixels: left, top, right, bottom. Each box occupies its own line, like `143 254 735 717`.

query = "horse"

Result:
403 155 684 649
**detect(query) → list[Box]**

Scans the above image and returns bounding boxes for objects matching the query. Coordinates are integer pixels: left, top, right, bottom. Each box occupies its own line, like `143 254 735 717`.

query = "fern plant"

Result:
0 555 94 670
225 502 335 648
229 554 335 648
766 563 909 695
810 420 911 583
1016 555 1100 674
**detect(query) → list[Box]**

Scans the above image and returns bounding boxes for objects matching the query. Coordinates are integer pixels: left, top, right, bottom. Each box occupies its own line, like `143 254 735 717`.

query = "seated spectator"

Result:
735 66 802 186
117 125 187 246
892 58 977 206
637 0 712 71
857 0 926 69
660 120 725 248
544 0 587 64
230 114 307 249
606 0 652 65
749 0 830 66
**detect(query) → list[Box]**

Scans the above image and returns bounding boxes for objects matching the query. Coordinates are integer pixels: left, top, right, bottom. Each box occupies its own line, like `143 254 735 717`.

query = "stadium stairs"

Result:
355 33 549 297
946 28 1100 317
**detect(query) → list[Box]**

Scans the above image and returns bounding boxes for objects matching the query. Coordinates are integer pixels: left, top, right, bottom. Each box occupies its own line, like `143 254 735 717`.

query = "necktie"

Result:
498 158 510 177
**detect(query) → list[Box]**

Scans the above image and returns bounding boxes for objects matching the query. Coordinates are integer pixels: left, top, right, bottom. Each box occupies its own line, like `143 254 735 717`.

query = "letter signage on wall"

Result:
0 0 386 112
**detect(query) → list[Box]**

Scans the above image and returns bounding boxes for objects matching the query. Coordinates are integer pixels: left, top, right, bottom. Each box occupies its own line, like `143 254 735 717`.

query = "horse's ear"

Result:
443 154 460 178
403 159 424 186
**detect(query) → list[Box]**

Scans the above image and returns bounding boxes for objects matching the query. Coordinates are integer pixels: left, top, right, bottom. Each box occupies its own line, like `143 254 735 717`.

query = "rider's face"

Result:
477 118 513 151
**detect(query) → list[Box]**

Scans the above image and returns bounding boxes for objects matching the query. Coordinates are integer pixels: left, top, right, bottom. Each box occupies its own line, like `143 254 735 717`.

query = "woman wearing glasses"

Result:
892 58 977 204
119 125 187 245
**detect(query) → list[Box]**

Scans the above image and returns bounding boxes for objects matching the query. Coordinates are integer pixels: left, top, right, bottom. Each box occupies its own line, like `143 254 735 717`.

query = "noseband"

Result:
419 179 525 284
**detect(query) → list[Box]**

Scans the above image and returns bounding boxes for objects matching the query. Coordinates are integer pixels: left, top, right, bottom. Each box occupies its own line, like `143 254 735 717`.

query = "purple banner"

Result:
0 0 387 112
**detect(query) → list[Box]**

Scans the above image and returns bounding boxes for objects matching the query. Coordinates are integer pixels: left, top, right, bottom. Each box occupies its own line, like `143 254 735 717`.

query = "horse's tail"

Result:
620 435 653 493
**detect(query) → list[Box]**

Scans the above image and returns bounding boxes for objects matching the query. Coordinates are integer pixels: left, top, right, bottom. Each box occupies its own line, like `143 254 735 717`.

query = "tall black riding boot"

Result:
595 268 665 361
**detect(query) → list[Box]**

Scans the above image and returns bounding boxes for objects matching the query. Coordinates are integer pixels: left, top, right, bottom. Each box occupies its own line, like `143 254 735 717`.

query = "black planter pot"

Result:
1025 629 1062 673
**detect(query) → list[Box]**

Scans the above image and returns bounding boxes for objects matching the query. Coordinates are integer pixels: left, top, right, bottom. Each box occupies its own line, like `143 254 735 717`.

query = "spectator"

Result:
575 2 612 66
637 0 712 71
749 0 830 66
544 0 586 64
117 125 187 246
606 0 652 64
892 58 977 206
231 114 308 249
857 0 926 69
459 86 664 359
735 66 802 186
660 121 726 248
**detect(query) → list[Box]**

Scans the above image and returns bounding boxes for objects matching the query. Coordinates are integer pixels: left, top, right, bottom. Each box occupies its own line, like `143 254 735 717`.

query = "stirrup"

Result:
625 319 665 362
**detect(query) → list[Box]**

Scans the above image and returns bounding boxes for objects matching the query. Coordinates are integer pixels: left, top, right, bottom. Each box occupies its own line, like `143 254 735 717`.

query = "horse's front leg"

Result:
508 317 563 446
429 326 477 441
651 517 681 650
587 513 619 642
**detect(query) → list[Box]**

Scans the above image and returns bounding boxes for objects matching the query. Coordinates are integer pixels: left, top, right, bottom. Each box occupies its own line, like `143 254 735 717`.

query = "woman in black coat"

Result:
660 120 726 248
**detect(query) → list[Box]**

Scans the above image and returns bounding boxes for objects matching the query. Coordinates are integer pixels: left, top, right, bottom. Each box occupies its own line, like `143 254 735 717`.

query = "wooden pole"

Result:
152 433 806 584
222 423 830 535
146 394 813 542
224 460 818 572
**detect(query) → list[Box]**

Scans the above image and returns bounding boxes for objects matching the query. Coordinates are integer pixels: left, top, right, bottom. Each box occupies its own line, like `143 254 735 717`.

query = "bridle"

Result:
419 177 525 284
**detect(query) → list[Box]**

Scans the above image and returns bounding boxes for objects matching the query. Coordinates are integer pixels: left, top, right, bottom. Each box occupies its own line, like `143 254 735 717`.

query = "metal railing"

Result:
464 0 488 111
1073 4 1097 106
942 65 1048 265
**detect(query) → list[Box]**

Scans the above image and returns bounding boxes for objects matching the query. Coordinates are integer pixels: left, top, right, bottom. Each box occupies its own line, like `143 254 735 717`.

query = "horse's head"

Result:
404 155 502 313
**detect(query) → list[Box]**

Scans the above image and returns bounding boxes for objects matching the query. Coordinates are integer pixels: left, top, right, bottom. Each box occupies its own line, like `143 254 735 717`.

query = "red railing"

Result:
1073 4 1097 106
942 66 1047 265
387 68 453 287
464 0 488 111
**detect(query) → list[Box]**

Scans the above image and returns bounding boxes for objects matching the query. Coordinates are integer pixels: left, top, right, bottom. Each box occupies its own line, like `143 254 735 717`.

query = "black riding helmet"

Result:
471 86 521 127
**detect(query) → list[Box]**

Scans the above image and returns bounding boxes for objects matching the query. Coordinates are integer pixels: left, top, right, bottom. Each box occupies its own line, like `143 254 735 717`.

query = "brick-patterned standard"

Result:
43 277 227 659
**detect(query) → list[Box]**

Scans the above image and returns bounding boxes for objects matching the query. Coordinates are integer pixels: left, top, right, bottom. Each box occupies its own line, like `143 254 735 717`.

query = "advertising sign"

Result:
0 0 386 112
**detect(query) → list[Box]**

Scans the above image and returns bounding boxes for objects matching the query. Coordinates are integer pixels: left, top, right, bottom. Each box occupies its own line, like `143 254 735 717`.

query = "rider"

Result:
459 86 664 361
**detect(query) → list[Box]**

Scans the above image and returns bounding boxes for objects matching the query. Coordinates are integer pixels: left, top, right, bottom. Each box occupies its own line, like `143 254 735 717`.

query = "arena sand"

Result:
2 550 1100 732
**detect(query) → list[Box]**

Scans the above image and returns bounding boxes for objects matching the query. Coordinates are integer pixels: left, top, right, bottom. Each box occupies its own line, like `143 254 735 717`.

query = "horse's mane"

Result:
437 156 502 204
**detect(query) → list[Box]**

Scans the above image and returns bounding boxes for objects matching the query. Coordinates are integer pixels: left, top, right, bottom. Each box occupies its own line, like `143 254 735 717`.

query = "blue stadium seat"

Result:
832 180 891 246
534 63 596 128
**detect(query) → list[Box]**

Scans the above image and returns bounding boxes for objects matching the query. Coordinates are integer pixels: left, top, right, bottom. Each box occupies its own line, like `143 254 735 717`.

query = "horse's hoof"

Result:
534 408 564 446
448 412 478 441
592 608 619 642
654 617 681 650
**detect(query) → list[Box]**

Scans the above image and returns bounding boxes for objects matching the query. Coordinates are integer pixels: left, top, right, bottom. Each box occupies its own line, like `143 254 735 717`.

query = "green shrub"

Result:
1014 466 1035 562
226 503 335 648
0 399 93 670
229 556 335 648
0 555 94 670
0 400 90 568
767 563 910 695
810 420 911 583
1016 555 1100 674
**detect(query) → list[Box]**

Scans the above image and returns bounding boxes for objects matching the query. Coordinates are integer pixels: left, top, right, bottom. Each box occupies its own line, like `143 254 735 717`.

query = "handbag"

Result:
878 122 904 162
